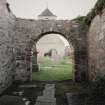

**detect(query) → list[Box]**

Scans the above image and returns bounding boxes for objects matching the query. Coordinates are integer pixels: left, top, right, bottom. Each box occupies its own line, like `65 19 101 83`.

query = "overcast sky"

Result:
7 0 97 20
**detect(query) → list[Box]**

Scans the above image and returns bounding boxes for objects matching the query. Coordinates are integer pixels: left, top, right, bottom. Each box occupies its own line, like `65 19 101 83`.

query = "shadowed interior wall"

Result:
88 9 105 81
0 0 16 93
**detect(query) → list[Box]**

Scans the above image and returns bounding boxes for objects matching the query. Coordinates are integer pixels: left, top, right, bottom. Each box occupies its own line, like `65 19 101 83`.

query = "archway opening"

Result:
31 33 74 81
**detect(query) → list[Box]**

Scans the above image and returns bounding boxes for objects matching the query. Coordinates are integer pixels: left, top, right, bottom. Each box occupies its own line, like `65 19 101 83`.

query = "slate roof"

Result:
38 8 57 17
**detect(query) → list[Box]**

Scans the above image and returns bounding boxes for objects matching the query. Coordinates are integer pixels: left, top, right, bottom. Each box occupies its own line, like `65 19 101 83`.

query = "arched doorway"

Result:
15 18 88 82
32 33 74 81
23 30 88 82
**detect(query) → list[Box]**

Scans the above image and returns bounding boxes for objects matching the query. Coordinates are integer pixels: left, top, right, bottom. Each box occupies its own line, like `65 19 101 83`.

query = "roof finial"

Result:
46 1 48 9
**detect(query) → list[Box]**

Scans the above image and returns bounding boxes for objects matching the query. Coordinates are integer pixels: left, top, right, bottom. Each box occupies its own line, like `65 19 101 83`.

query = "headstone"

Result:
35 96 56 105
25 101 30 105
51 50 60 64
66 92 84 105
35 84 56 105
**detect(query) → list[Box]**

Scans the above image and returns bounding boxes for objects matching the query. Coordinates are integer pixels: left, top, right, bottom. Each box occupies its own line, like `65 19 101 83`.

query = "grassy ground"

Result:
32 57 74 81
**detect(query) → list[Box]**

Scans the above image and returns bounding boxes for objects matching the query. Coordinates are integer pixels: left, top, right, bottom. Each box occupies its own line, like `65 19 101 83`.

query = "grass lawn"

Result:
32 57 74 81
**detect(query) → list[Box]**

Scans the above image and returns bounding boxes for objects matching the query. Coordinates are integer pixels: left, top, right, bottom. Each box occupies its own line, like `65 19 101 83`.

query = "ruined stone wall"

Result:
0 0 16 93
15 18 89 82
15 19 74 81
88 9 105 81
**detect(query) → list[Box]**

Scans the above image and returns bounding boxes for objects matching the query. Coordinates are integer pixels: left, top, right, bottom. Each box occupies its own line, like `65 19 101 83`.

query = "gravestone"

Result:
51 50 60 64
35 84 56 105
66 92 84 105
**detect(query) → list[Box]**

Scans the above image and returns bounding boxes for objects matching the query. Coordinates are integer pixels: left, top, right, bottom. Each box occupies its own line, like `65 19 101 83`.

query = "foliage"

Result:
73 0 105 26
73 16 86 23
40 56 53 67
95 0 105 13
84 0 105 26
84 8 96 26
60 57 73 65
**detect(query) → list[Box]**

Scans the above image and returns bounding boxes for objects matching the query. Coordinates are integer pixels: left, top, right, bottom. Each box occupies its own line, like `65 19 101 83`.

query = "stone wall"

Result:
14 19 76 81
0 0 16 93
88 9 105 81
0 1 89 83
0 0 91 84
15 18 89 82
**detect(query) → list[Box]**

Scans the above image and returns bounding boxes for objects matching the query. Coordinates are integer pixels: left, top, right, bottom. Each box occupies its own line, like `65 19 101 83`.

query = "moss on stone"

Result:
84 0 105 26
73 0 105 26
72 16 86 23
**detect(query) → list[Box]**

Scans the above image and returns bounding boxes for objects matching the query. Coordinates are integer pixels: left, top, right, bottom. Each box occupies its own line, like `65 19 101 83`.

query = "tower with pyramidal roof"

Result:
38 8 57 20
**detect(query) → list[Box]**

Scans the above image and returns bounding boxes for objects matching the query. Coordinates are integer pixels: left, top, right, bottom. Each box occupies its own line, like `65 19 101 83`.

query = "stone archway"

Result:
28 32 75 80
15 18 88 82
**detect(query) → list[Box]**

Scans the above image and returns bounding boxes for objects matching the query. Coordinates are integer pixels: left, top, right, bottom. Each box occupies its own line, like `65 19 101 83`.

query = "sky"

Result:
7 0 97 20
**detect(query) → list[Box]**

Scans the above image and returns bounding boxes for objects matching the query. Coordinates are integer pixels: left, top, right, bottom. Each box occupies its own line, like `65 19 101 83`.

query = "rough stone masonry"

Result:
0 0 16 94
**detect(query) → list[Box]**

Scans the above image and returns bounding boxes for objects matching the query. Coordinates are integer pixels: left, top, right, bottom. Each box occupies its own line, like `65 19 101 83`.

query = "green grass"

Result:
32 57 74 81
39 57 54 67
